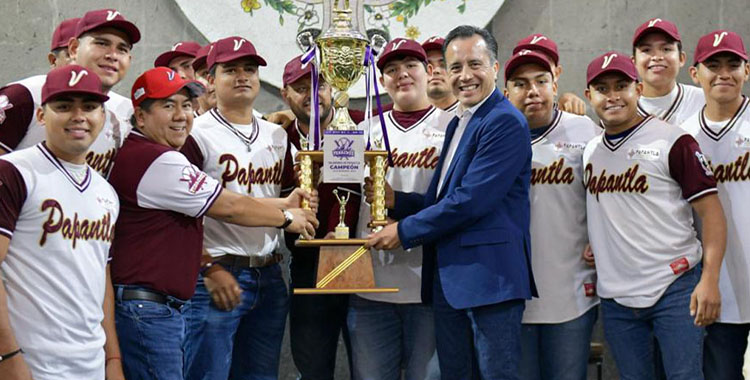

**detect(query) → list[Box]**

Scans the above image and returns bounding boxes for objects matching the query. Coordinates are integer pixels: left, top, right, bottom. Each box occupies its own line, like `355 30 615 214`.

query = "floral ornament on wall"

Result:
390 0 467 26
295 3 320 31
242 0 296 25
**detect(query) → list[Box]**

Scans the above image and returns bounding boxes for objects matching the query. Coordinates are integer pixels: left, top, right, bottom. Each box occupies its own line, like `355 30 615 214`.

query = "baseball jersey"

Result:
524 111 600 323
637 83 705 129
188 108 294 258
683 96 750 323
583 116 717 308
108 130 222 300
0 143 119 380
356 106 453 303
0 75 132 176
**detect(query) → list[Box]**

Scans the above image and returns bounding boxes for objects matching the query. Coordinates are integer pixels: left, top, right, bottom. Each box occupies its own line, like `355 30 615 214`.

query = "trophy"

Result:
294 0 395 295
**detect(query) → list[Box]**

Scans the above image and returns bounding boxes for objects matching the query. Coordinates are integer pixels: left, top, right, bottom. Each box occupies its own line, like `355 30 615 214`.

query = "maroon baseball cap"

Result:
42 64 109 104
421 36 445 52
632 18 681 46
693 30 748 65
192 43 214 71
154 41 202 68
377 38 427 71
50 17 80 51
513 34 559 65
75 8 141 45
504 49 553 82
283 55 313 87
207 36 267 69
586 51 639 86
131 67 204 108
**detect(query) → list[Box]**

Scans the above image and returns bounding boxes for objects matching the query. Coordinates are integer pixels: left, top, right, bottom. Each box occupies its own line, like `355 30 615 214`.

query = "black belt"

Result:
119 288 185 310
215 253 283 268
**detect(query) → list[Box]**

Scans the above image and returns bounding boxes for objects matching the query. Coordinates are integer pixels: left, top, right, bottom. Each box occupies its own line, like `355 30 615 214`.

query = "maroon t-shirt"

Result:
0 84 35 152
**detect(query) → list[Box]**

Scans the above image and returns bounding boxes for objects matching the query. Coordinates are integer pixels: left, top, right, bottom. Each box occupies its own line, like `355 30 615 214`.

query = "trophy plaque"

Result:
294 0 396 295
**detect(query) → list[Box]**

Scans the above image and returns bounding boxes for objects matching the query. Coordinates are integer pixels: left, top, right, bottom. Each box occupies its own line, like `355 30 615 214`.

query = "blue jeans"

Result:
432 271 525 380
520 306 598 380
601 266 704 380
347 295 440 380
114 286 186 380
182 262 289 380
703 322 750 380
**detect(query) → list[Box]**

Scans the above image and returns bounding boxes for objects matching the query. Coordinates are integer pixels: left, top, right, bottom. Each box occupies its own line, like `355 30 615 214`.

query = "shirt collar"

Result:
457 89 494 118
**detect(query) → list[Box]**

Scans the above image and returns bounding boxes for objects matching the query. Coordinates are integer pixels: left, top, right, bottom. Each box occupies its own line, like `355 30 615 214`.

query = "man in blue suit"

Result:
366 25 536 379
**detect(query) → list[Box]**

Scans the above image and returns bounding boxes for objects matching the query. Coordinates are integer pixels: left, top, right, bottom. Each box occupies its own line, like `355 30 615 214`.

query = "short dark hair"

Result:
632 34 683 57
208 64 217 78
443 25 498 63
129 98 157 128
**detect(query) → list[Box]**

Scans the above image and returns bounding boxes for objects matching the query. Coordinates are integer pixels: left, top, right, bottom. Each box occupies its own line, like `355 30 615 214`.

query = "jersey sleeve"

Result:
668 134 718 202
0 84 36 152
136 150 222 218
180 135 206 170
0 160 27 238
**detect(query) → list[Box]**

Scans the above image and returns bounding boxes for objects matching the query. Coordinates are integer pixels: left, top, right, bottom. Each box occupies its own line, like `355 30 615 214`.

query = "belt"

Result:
215 253 283 268
118 288 185 310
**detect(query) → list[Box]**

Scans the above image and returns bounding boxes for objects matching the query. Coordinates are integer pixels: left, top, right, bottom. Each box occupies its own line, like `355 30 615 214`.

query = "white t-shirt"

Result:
0 143 119 380
637 83 705 128
684 96 750 323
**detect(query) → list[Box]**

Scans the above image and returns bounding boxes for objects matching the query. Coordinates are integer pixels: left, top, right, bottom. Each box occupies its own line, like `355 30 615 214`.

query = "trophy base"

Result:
334 226 349 239
294 288 399 295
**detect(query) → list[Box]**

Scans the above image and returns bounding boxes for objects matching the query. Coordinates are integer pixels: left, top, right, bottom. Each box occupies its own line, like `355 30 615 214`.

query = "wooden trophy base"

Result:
293 239 399 295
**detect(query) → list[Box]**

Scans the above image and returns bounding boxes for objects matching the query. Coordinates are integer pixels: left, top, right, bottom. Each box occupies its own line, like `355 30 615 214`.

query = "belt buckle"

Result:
167 298 184 311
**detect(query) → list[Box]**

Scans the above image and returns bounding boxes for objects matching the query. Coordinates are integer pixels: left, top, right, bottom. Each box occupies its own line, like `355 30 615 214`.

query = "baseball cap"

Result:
154 41 202 68
504 49 553 82
376 38 427 71
421 36 445 52
131 67 204 108
42 64 109 104
632 18 681 46
283 55 313 87
586 51 639 86
75 8 141 45
207 36 267 69
50 17 80 51
693 30 748 65
513 34 559 65
192 43 214 71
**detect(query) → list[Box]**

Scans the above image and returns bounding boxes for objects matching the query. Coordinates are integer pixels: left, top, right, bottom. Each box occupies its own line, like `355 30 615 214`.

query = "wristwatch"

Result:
278 209 294 229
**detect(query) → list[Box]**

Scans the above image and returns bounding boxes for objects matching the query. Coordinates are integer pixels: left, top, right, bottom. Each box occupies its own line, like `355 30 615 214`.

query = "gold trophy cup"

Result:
294 0 395 295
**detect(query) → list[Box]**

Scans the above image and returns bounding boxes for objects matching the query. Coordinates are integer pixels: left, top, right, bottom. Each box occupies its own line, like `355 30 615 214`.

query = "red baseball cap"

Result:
693 30 748 65
42 64 109 104
207 36 267 69
131 67 204 108
75 8 141 45
513 34 559 65
586 51 639 86
377 38 427 71
421 36 445 52
632 18 681 46
283 55 313 87
504 49 553 82
50 17 80 51
192 43 214 71
154 41 202 68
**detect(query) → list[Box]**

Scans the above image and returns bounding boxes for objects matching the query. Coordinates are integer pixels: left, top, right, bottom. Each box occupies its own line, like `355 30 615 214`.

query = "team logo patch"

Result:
106 10 120 21
735 134 750 149
627 147 660 161
530 35 547 44
167 70 175 81
332 137 355 159
180 165 209 194
647 18 662 28
233 39 247 51
554 141 586 152
0 95 14 124
96 195 117 212
669 257 690 275
172 42 183 51
601 54 618 69
694 151 714 176
713 32 729 47
584 282 596 297
133 87 146 100
68 70 89 87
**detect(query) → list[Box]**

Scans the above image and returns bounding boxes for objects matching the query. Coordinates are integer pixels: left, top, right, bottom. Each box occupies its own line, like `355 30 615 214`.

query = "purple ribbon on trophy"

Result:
301 47 321 150
363 46 393 166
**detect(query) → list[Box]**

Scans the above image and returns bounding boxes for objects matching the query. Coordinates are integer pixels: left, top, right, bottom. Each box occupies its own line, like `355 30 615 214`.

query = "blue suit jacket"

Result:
394 89 537 309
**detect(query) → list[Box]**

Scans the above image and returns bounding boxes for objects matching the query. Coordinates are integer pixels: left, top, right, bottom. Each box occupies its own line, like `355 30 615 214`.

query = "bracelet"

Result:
0 348 23 362
105 356 121 364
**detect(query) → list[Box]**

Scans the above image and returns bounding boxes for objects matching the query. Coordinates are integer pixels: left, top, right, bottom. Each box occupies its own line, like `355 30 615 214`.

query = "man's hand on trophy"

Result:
365 222 401 250
364 176 394 208
286 208 319 240
286 188 319 212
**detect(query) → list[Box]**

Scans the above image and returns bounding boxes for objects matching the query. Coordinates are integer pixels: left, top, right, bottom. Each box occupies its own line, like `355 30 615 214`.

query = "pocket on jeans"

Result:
130 300 175 319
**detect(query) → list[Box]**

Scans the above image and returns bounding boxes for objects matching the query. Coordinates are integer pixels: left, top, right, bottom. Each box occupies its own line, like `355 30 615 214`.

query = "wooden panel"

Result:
316 245 375 289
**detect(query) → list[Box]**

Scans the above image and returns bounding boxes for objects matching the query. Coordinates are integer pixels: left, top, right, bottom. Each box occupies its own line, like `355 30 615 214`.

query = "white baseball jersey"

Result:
583 116 717 308
0 75 132 176
0 143 119 380
356 106 453 303
683 96 750 323
189 108 294 258
637 83 705 129
524 111 600 323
